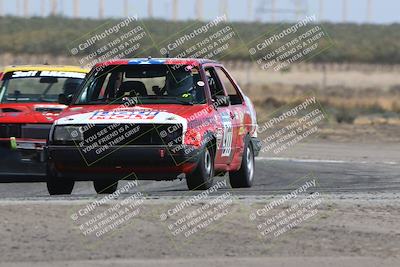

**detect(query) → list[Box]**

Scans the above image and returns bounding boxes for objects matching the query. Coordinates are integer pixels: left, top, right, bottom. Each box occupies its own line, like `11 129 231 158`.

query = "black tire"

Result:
93 180 119 194
229 138 255 188
186 145 214 190
47 180 75 195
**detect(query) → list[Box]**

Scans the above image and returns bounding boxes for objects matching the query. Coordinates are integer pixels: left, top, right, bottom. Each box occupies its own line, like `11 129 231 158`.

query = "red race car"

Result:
46 58 261 194
0 65 88 180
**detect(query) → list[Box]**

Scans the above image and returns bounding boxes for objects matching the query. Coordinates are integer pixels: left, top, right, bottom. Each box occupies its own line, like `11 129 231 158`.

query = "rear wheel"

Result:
186 145 214 190
229 139 254 188
47 180 75 195
93 180 119 194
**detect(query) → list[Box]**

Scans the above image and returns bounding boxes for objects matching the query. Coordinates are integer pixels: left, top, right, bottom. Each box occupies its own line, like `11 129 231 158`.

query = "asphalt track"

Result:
0 156 399 200
1 150 399 267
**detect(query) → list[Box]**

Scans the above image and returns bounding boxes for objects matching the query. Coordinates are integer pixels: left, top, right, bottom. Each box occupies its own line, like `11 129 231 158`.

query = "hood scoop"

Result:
34 107 64 113
1 108 22 113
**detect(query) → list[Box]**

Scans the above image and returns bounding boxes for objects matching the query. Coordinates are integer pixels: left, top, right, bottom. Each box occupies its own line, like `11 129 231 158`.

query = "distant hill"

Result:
0 16 399 64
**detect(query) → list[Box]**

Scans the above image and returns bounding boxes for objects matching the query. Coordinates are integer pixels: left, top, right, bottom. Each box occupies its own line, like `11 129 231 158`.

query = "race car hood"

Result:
0 103 66 124
55 104 212 132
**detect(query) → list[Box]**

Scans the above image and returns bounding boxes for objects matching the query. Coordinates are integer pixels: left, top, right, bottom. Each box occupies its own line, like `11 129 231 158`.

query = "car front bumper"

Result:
46 144 202 181
0 138 47 181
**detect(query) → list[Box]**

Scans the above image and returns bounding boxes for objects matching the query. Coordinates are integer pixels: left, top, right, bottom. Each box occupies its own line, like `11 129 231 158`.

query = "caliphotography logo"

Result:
0 1 400 267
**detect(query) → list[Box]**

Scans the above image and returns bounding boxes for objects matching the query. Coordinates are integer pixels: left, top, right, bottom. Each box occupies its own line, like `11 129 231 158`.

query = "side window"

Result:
215 67 243 105
97 73 112 99
204 67 226 101
79 72 109 103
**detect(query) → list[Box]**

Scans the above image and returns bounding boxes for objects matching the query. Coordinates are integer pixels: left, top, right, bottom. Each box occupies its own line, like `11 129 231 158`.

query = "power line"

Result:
256 0 307 23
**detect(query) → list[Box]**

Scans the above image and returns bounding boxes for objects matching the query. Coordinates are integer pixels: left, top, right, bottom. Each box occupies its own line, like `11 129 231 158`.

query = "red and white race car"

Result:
46 58 261 194
0 65 88 179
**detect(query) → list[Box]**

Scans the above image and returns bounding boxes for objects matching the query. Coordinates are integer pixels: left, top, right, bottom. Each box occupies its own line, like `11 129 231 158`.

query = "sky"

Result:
1 0 399 24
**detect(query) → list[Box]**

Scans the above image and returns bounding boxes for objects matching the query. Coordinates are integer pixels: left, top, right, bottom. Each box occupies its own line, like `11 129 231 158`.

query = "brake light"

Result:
0 72 3 80
184 129 202 147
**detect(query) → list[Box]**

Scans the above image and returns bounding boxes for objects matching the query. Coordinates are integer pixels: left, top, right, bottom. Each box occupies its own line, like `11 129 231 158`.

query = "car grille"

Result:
22 124 52 139
0 124 22 138
82 124 183 146
0 124 51 139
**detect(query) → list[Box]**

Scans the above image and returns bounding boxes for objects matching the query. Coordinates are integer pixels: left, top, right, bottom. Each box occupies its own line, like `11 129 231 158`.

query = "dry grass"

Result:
226 63 400 125
1 56 399 124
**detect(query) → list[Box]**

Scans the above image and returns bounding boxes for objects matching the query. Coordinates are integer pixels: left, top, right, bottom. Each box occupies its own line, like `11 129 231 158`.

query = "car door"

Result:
204 67 236 165
214 67 244 161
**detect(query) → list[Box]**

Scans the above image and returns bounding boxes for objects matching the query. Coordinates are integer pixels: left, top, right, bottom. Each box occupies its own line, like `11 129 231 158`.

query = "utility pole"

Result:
124 0 128 17
50 0 57 16
294 0 301 20
148 0 153 18
73 0 79 18
342 0 347 23
219 0 228 16
60 0 64 16
16 0 20 16
196 0 203 21
40 0 46 16
366 0 372 23
172 0 178 21
319 0 324 21
23 0 29 17
271 0 275 22
99 0 104 19
247 0 253 21
0 0 3 17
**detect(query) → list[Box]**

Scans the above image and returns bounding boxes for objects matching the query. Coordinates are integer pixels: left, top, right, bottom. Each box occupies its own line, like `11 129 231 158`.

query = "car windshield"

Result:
0 70 86 103
75 64 206 105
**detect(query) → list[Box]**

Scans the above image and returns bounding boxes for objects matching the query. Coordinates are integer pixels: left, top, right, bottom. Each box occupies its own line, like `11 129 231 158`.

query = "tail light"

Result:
184 129 202 147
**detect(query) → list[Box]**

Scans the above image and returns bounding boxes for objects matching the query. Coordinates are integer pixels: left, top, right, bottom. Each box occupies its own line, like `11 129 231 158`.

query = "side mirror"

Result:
58 94 72 105
214 95 230 107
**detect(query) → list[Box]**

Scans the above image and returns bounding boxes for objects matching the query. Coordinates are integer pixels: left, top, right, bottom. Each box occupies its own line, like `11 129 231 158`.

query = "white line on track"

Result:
256 157 399 165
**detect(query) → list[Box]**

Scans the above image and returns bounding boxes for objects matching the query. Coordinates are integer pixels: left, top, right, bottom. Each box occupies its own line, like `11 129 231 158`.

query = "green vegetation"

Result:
0 16 400 64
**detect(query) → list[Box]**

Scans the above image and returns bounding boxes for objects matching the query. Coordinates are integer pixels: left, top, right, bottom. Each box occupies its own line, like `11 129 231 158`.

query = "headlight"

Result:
53 126 84 141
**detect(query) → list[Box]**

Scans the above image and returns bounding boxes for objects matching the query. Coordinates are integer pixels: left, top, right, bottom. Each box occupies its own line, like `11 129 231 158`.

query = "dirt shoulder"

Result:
259 141 400 164
1 257 400 267
0 195 399 264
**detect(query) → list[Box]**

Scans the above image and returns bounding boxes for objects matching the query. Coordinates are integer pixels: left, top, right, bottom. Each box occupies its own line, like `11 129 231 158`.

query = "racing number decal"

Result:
221 113 233 157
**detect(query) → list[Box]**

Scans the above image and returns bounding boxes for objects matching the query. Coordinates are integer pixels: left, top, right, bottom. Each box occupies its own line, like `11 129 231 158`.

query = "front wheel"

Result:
93 180 119 194
229 139 255 188
47 180 75 195
186 146 214 190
